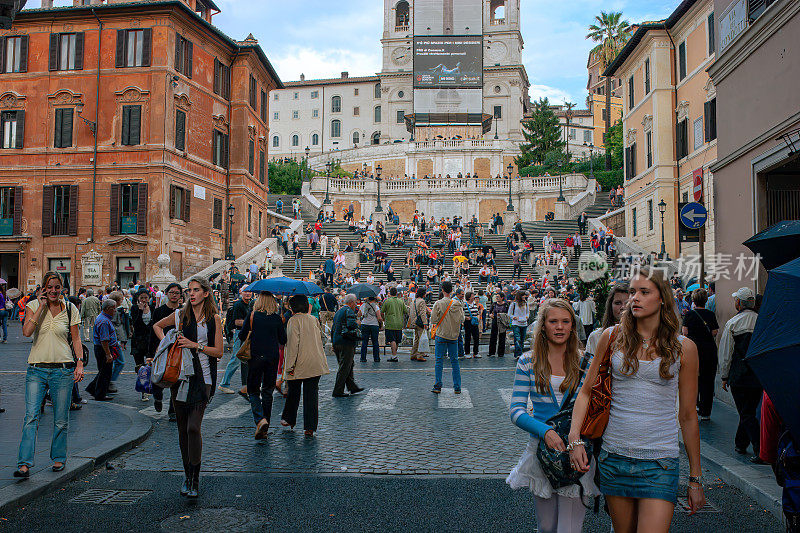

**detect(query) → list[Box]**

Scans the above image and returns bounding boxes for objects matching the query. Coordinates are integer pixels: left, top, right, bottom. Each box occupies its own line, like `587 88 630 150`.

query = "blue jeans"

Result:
18 366 74 467
0 309 7 340
511 325 528 358
220 334 243 388
111 347 125 382
458 330 464 357
294 258 302 272
433 337 461 390
360 324 380 361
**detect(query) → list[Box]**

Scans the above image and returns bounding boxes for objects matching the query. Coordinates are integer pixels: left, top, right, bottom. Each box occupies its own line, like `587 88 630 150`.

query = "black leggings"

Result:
173 387 210 466
464 319 480 356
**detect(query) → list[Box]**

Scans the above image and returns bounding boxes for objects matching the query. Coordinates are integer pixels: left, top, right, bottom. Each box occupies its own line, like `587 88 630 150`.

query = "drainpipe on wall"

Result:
666 28 680 260
89 9 102 243
225 49 240 261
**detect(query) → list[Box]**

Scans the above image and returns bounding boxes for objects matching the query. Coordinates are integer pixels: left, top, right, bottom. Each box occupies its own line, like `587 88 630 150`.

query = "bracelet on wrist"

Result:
565 440 585 452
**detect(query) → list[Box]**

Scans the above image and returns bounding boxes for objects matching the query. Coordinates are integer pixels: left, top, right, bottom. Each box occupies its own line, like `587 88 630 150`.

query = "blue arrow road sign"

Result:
680 202 707 229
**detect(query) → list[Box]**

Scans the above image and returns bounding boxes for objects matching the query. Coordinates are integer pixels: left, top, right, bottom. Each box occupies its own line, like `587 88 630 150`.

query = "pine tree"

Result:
516 98 566 168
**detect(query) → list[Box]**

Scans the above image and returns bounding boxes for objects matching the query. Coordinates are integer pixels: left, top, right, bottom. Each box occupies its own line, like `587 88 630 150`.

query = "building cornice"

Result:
707 0 800 84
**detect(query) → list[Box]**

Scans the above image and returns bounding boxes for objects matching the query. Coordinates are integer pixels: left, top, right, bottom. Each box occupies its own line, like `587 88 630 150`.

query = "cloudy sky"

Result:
37 0 679 106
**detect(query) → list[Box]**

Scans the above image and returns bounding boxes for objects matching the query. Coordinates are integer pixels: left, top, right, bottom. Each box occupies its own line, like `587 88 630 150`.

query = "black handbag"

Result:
536 355 592 489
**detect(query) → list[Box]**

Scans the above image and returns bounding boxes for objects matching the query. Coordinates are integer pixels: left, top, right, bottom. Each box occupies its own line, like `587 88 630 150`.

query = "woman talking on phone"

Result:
569 267 705 531
153 276 222 498
14 272 84 478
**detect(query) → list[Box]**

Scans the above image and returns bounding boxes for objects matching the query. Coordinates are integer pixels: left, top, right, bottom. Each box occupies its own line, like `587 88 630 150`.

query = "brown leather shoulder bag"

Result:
580 326 619 439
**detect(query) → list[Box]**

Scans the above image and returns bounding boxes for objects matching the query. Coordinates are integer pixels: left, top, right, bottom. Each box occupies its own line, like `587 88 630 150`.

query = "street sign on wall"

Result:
680 202 708 230
678 202 700 243
693 168 704 202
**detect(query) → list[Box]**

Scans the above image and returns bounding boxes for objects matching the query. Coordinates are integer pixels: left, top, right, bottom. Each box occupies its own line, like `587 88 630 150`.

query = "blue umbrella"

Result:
746 256 800 442
246 277 313 296
302 281 324 296
685 283 700 292
743 219 800 270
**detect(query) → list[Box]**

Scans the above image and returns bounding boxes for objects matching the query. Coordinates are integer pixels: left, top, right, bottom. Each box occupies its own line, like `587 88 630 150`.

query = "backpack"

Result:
224 304 236 342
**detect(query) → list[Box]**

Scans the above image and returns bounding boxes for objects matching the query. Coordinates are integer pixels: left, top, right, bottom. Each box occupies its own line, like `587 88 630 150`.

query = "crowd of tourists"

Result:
4 216 797 529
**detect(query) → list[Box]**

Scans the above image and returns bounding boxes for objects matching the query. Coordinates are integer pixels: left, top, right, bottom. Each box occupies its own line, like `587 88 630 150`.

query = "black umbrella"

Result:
743 219 800 270
746 256 800 442
347 283 380 299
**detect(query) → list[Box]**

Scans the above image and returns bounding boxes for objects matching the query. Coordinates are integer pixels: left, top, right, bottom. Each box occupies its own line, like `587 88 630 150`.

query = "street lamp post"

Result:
557 159 565 202
226 204 236 260
506 163 514 211
324 161 332 205
375 164 383 212
658 199 668 260
304 146 310 182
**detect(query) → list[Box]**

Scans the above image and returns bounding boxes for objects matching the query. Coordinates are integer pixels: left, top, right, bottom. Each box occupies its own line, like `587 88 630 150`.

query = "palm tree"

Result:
564 101 576 163
587 11 632 170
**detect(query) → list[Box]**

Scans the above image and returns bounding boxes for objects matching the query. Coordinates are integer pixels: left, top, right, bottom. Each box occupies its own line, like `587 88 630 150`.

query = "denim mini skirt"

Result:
595 449 680 503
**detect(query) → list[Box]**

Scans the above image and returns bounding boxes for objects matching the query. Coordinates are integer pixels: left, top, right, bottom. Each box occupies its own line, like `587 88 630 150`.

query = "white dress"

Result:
506 375 600 500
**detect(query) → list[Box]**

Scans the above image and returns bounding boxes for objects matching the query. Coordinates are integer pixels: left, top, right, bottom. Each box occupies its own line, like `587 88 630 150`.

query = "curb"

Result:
698 440 783 520
0 402 153 516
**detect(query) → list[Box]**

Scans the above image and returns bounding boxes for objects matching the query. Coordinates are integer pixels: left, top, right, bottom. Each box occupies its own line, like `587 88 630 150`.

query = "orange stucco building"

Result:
0 0 282 293
605 0 718 260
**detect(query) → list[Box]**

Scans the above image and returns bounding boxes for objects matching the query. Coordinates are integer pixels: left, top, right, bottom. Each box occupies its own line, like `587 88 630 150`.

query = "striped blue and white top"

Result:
509 351 588 439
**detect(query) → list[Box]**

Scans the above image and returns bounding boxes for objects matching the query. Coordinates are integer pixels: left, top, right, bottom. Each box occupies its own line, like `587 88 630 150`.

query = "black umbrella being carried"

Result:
746 256 800 442
347 283 380 300
743 219 800 271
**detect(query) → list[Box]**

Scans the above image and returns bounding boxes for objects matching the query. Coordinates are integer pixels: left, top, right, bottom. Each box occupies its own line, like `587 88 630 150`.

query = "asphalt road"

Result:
0 322 784 532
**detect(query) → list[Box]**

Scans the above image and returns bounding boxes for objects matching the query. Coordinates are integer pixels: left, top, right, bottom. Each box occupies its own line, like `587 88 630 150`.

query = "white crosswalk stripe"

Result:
205 398 252 420
357 388 401 410
437 388 473 408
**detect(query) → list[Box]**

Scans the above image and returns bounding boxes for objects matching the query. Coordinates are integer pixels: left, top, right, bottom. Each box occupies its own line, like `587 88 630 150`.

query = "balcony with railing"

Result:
395 25 409 32
490 18 505 26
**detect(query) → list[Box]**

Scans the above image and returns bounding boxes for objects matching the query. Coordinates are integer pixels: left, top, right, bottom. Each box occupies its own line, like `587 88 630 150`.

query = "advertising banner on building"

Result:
413 36 483 88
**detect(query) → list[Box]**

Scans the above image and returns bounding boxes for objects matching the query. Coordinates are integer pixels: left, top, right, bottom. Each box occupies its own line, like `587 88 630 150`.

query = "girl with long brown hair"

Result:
153 276 222 498
507 298 599 533
568 267 705 531
584 283 629 357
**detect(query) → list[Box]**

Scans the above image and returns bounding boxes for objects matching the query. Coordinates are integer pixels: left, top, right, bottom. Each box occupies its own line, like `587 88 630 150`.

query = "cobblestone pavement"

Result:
119 359 526 475
0 323 784 531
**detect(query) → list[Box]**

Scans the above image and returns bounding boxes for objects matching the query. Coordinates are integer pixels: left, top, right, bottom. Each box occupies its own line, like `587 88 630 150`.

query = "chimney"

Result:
341 71 349 79
42 0 54 7
300 73 305 81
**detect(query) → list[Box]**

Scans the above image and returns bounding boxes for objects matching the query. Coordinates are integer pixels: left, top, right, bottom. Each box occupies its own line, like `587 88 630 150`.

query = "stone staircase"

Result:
267 194 316 221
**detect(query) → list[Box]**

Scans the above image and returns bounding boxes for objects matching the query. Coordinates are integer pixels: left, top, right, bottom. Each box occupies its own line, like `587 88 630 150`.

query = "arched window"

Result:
291 134 299 147
272 135 279 147
353 131 360 144
395 1 410 29
371 131 381 145
311 133 319 146
331 95 342 113
374 82 381 99
490 0 506 23
331 119 341 138
374 105 382 123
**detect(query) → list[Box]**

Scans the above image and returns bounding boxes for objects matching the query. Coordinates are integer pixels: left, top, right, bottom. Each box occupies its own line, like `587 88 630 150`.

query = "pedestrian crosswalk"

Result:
137 387 524 419
357 388 401 410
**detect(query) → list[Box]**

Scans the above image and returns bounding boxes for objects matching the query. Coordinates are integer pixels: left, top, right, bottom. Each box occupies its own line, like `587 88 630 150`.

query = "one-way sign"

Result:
680 202 708 230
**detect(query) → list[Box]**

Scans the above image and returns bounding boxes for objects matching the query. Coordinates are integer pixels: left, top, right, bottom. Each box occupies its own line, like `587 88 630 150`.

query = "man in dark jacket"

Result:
331 294 363 398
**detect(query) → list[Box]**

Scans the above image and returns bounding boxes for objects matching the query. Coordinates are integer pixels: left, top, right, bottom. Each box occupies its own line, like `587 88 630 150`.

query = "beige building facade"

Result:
606 0 718 260
708 0 800 326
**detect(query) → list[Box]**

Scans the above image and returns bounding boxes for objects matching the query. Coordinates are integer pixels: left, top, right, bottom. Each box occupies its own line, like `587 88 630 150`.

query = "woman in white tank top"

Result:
568 266 706 531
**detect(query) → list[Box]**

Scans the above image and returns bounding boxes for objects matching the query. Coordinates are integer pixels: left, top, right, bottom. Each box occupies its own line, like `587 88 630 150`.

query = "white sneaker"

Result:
465 354 473 359
474 354 482 358
141 393 150 402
